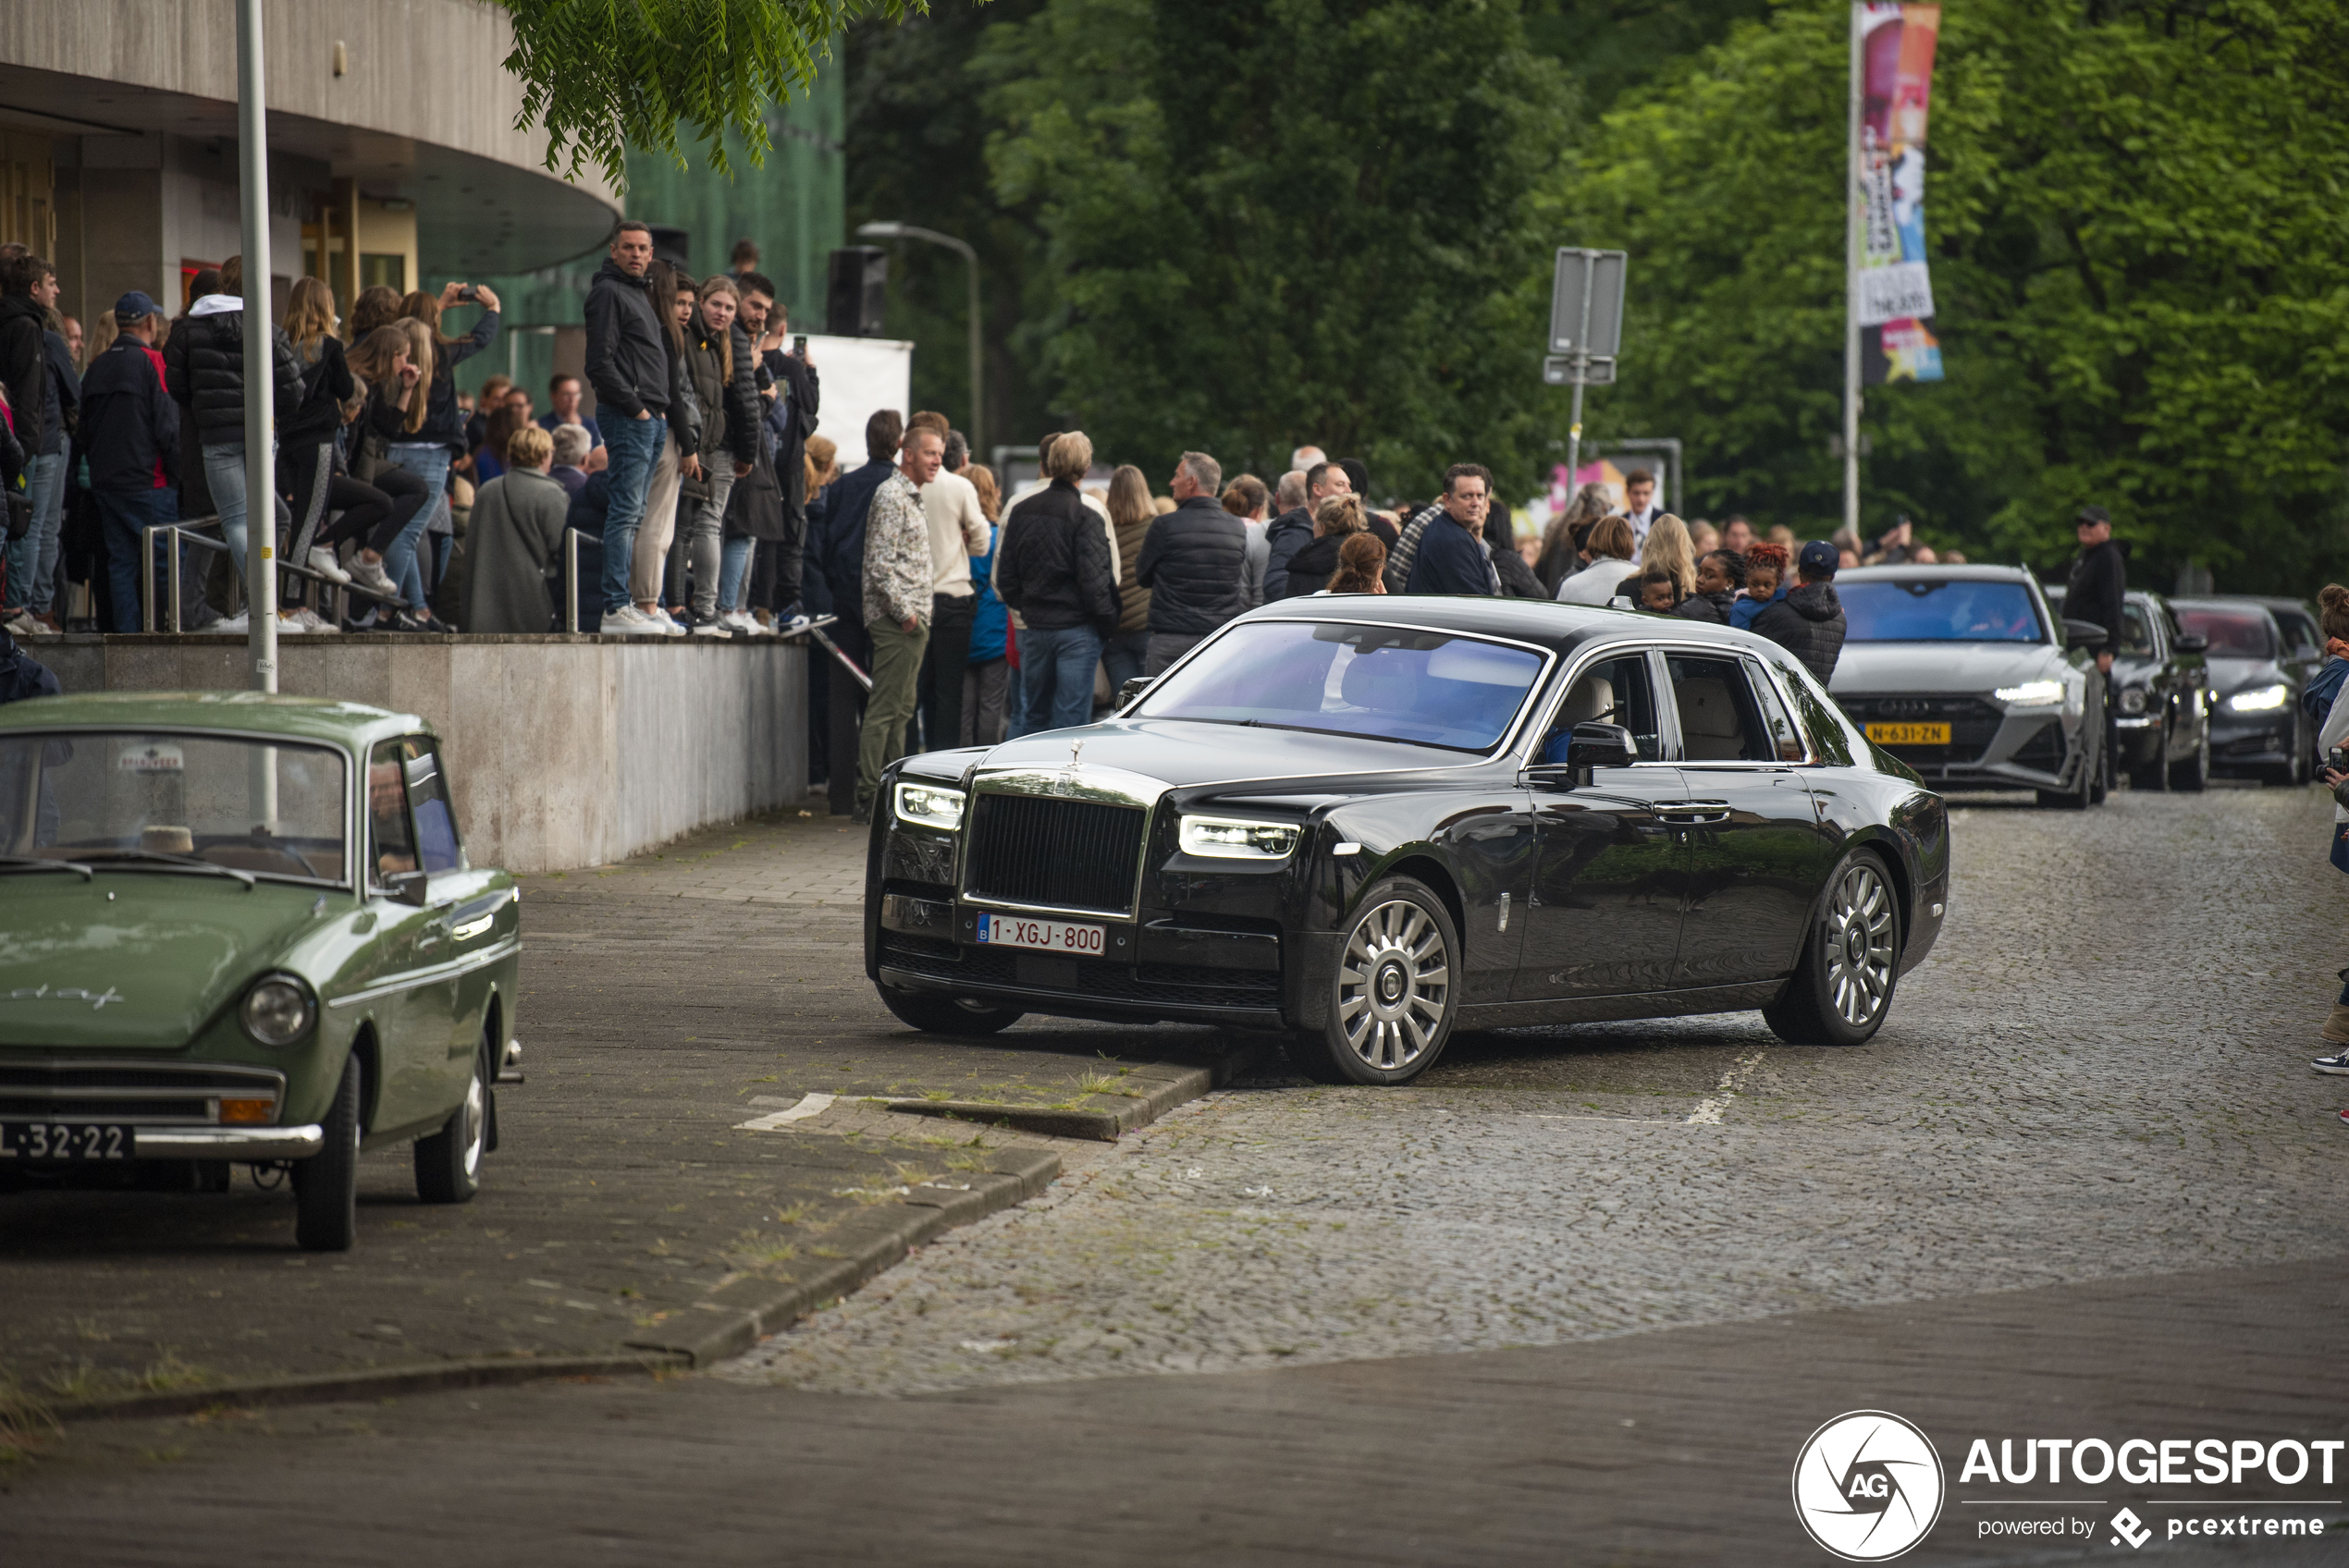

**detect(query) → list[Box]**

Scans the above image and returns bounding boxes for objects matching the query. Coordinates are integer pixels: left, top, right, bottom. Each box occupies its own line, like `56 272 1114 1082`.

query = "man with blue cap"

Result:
1752 537 1849 682
77 290 180 631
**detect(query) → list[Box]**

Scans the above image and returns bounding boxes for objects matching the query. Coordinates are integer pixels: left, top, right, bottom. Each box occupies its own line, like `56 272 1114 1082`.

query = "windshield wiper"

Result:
0 853 94 881
74 849 256 889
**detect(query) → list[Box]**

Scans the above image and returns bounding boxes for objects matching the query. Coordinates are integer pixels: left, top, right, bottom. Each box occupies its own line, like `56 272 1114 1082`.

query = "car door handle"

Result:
1654 802 1731 824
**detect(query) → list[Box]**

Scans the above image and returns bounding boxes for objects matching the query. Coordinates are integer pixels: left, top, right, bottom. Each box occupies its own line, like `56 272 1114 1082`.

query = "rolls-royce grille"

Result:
965 794 1145 913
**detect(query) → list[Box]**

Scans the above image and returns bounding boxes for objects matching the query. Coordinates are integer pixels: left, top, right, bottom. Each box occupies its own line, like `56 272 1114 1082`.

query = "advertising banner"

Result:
1858 2 1942 384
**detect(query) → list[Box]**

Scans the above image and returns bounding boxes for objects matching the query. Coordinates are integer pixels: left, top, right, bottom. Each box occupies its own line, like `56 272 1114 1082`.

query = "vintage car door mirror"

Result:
2060 617 2110 649
1117 676 1153 709
386 869 431 907
1566 721 1637 773
2173 631 2208 654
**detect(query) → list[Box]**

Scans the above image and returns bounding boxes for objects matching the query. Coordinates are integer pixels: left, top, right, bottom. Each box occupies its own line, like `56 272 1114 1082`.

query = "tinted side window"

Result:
400 737 464 875
367 741 417 886
2119 604 2156 657
1539 651 1662 765
1666 654 1775 762
1742 658 1808 762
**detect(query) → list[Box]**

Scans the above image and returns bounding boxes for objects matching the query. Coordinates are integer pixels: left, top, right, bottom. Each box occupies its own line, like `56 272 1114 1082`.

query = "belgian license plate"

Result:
976 913 1107 956
4 1122 135 1161
1865 721 1951 745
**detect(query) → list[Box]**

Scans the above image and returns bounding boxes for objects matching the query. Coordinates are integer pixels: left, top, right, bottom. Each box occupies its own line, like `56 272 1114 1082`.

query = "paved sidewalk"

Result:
549 803 870 905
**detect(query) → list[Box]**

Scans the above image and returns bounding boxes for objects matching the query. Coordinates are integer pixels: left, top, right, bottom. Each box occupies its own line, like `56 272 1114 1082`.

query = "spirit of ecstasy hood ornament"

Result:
1069 739 1085 769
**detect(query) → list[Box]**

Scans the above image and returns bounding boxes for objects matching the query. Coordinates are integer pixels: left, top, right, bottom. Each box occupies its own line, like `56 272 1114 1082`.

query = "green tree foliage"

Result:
495 0 930 190
975 0 1572 496
1561 0 2349 590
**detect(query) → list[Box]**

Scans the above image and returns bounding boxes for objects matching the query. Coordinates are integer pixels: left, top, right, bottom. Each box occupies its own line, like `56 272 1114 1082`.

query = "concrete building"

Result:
0 0 620 325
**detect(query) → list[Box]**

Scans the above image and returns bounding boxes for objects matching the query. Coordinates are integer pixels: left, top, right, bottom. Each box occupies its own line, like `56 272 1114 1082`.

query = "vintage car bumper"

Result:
0 1060 324 1160
118 1124 324 1158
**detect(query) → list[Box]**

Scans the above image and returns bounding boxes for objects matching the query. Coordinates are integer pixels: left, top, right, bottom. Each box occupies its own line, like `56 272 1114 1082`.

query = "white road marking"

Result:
1684 1049 1767 1125
735 1091 838 1131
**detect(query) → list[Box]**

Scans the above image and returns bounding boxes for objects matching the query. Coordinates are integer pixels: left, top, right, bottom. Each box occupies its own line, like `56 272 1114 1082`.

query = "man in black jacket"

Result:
584 223 673 631
1404 465 1502 597
996 429 1117 735
0 253 57 628
1753 540 1849 682
2065 503 2127 788
1136 450 1245 674
79 292 179 631
736 273 818 625
1263 460 1353 601
159 254 298 615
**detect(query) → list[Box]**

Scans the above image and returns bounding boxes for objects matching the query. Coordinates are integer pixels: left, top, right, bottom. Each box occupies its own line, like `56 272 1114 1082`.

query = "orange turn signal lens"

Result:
218 1097 274 1124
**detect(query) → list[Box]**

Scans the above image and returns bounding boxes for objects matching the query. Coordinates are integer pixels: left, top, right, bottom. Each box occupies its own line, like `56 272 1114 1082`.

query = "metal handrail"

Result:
142 519 405 633
564 527 582 634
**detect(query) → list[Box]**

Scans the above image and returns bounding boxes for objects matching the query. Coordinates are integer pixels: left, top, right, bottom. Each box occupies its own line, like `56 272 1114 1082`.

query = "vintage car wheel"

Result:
876 985 1026 1036
292 1055 363 1253
1762 850 1901 1048
1289 877 1459 1086
414 1030 491 1205
2170 724 2209 791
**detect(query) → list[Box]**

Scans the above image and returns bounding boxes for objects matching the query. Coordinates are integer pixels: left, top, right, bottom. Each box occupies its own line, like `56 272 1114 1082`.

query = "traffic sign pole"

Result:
1546 249 1628 499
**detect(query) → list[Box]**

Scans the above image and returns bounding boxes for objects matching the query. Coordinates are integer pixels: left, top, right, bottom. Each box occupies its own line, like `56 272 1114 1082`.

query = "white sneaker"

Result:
778 613 812 636
293 606 338 633
691 616 731 636
1 611 39 637
650 607 687 637
306 547 352 584
348 556 400 603
602 605 662 636
277 610 310 634
214 612 251 633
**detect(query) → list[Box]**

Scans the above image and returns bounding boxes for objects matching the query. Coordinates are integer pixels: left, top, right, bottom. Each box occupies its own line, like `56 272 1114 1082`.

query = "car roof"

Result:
2224 594 2316 618
0 691 428 749
2170 597 2281 623
1226 593 1772 658
1835 563 2038 585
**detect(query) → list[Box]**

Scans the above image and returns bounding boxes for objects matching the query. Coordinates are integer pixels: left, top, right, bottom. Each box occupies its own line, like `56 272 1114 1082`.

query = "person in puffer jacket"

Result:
161 253 298 583
1751 540 1848 683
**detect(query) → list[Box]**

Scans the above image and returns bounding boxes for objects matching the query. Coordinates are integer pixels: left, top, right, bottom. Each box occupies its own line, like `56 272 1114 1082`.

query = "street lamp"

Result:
855 221 982 452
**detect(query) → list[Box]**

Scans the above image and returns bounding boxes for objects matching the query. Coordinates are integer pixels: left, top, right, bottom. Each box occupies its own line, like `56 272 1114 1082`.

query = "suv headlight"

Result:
2228 682 2290 713
893 781 965 830
1178 815 1301 860
1994 680 2065 706
240 976 315 1047
2119 686 2147 714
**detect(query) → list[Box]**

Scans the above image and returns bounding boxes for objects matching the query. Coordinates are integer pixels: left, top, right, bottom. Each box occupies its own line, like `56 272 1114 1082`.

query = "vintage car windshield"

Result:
1840 579 2046 643
2173 606 2276 658
1134 620 1546 752
0 730 350 885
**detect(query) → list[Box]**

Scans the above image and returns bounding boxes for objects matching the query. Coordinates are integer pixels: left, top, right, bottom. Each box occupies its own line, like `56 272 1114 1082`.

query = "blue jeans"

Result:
599 413 666 613
93 487 178 632
718 533 754 614
4 446 68 614
385 444 451 611
1012 625 1103 737
201 441 277 580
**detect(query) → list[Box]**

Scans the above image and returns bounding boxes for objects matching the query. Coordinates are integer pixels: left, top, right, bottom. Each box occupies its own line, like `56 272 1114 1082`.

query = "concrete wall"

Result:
40 637 808 876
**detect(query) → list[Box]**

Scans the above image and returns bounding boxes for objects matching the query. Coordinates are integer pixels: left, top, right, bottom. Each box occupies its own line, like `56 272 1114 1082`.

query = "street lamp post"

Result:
235 0 277 693
855 221 981 453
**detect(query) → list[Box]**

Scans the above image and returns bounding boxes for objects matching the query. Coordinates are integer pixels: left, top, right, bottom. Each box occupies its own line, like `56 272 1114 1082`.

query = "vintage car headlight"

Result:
240 976 315 1047
1993 680 2065 707
2228 682 2290 713
2119 686 2148 714
892 781 965 831
1178 815 1301 860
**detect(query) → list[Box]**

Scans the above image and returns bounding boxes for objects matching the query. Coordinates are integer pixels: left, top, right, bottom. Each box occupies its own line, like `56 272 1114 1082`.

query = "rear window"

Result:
2174 607 2276 658
1840 579 2045 643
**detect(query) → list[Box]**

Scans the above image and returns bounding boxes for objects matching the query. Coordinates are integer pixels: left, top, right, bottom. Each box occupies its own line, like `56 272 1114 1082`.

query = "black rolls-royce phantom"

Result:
866 596 1949 1084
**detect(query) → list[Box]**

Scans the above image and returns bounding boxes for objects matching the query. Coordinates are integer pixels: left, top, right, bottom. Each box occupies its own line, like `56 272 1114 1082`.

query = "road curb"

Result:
621 1145 1062 1367
883 1038 1273 1142
48 1352 690 1425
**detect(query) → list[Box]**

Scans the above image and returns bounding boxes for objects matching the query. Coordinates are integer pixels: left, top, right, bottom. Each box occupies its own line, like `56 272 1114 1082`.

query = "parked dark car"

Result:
1828 565 2109 809
2046 584 2212 790
2232 594 2325 774
865 597 1949 1085
2170 597 2308 785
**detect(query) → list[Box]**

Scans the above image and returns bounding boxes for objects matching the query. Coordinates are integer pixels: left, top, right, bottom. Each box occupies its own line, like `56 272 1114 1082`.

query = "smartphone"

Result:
455 285 479 302
793 335 807 357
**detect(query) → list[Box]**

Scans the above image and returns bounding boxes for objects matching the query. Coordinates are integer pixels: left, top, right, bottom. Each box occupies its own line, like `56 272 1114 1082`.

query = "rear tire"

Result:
1288 876 1459 1085
2170 724 2209 791
876 985 1025 1036
292 1055 362 1253
414 1025 491 1205
1763 850 1902 1048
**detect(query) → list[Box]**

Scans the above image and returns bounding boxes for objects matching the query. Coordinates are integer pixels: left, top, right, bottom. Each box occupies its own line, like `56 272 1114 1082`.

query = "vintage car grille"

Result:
964 793 1147 914
1839 694 2006 765
0 1060 285 1124
879 934 1280 1011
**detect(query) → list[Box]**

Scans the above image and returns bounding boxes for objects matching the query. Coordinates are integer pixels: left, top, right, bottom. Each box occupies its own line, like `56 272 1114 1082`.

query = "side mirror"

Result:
2061 617 2110 649
1566 721 1637 772
2174 631 2208 654
386 869 431 907
1117 677 1153 709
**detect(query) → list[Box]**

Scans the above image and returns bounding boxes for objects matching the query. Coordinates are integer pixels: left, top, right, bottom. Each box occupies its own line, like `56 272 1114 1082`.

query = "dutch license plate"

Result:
977 913 1107 956
1865 722 1951 746
3 1122 135 1161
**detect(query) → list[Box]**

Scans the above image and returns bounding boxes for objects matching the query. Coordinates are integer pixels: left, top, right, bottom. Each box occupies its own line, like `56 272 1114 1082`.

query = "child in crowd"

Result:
1731 541 1789 630
1638 569 1682 614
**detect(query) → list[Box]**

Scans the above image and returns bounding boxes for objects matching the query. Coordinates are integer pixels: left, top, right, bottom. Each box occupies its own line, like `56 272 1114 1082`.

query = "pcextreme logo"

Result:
1792 1411 1948 1562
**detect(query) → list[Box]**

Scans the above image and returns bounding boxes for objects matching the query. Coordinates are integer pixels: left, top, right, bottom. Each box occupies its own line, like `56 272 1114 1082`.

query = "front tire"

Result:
2170 723 2209 791
1287 876 1459 1085
876 985 1026 1036
292 1055 363 1252
414 1027 491 1205
1763 850 1901 1047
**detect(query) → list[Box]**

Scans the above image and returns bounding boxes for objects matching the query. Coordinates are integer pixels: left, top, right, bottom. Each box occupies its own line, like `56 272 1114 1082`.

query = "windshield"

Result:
2174 607 2275 659
1135 620 1546 752
0 731 350 884
1839 579 2045 643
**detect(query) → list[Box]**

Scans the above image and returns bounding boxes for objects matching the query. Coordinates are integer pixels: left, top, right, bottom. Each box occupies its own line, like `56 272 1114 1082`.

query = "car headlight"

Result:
1178 815 1301 860
892 781 965 831
1994 680 2065 706
2119 686 2147 714
2228 683 2290 713
240 976 314 1047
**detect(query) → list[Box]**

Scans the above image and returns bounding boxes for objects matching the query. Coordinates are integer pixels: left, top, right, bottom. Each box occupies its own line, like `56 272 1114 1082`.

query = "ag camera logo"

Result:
1793 1411 1947 1561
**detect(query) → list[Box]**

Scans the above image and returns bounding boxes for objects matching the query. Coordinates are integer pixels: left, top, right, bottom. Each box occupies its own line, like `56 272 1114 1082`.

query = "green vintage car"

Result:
0 692 522 1251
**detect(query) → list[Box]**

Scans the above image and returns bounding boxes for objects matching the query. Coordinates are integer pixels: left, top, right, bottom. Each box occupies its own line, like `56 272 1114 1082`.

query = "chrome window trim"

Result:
1514 639 1682 771
326 936 519 1009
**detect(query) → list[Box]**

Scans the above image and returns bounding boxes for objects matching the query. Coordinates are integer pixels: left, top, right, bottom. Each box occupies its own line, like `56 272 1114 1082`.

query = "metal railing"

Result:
141 517 406 633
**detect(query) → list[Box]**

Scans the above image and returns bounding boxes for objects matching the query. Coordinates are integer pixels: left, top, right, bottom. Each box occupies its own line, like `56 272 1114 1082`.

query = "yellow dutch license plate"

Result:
1865 721 1951 745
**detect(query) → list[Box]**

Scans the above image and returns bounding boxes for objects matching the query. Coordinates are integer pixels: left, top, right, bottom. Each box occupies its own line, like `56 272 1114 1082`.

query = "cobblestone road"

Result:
727 784 2349 1394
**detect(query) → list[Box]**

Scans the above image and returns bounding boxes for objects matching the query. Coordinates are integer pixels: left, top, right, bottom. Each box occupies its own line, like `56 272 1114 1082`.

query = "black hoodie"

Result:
0 294 52 453
1674 587 1739 625
2065 536 2129 648
1752 578 1848 683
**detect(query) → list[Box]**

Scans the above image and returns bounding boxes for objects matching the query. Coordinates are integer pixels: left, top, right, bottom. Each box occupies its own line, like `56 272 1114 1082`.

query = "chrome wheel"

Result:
457 1067 486 1181
1822 863 1896 1027
1336 898 1452 1072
